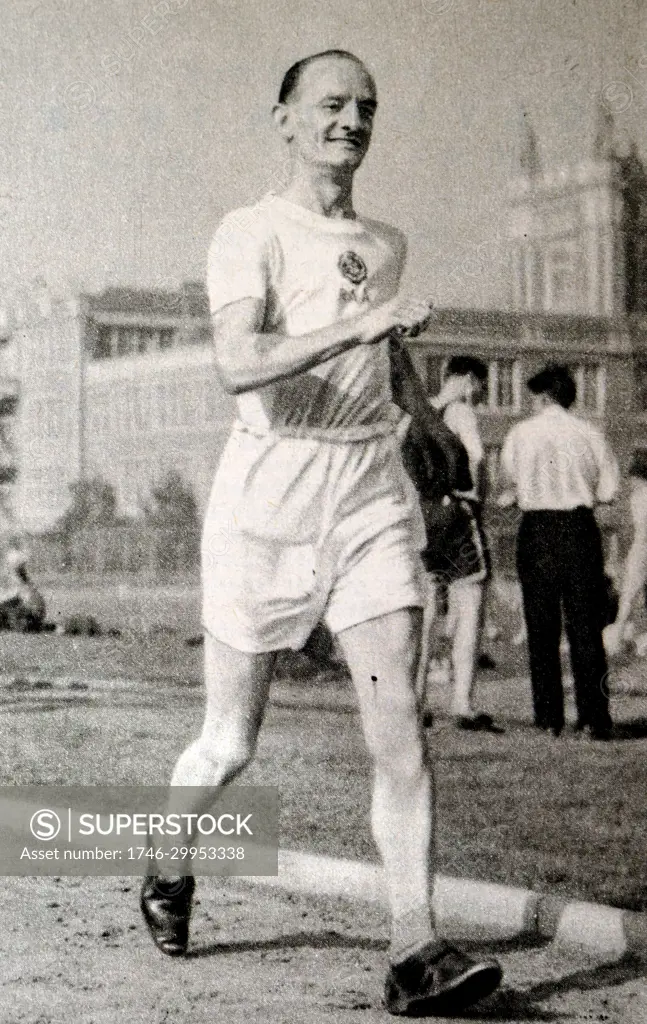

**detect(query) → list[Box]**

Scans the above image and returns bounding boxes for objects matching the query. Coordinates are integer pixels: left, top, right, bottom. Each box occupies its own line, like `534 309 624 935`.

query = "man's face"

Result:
466 373 486 405
278 57 377 171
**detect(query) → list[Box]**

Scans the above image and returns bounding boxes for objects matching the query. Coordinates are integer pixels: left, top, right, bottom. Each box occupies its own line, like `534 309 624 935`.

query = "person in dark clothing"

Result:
500 364 619 739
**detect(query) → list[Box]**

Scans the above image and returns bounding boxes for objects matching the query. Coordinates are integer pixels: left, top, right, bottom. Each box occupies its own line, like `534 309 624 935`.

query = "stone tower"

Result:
619 141 647 314
509 107 630 316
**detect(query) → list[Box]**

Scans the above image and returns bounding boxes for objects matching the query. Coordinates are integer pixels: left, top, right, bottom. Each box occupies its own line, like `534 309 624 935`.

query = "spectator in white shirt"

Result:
604 448 647 657
500 364 619 739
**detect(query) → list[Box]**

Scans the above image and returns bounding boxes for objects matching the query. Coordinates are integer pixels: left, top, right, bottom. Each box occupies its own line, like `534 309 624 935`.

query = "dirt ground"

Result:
2 875 647 1023
2 631 647 910
2 611 647 1021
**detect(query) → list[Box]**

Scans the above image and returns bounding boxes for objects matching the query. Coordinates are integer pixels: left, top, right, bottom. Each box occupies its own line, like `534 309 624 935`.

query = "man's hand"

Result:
497 488 517 508
391 296 435 338
362 296 434 344
603 621 624 658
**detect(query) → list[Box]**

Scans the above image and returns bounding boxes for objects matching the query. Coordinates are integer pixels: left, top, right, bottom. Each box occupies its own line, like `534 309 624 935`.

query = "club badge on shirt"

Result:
338 251 369 304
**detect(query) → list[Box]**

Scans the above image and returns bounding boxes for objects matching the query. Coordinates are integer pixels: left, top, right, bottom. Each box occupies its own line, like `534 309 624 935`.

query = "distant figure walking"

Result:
418 356 502 732
604 448 647 657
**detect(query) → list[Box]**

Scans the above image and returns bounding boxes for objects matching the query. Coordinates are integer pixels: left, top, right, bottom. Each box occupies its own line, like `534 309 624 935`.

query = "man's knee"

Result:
197 721 257 777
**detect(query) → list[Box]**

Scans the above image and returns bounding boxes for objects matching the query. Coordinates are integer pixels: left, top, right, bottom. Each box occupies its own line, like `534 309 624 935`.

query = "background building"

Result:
3 283 234 533
2 114 647 542
411 110 647 498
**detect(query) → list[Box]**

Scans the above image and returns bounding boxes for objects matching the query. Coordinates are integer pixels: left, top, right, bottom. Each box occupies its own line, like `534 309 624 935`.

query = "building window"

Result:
153 376 191 430
492 359 513 409
158 328 175 351
487 358 521 411
116 327 136 357
136 327 158 355
548 252 572 306
94 325 113 359
545 246 583 313
635 359 647 412
572 363 605 415
90 325 180 358
30 397 67 439
123 386 148 434
182 324 212 347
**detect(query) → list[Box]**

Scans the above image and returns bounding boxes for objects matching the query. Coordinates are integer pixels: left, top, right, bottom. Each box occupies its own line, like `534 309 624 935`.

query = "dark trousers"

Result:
516 508 612 733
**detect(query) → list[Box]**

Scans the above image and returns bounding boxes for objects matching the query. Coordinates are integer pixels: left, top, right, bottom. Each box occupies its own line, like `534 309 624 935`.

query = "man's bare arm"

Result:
616 517 647 629
213 296 433 395
604 487 647 655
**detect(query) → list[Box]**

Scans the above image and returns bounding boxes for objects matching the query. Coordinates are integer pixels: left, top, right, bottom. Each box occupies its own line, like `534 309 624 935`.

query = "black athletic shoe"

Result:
456 713 504 734
477 652 497 671
588 725 613 741
535 721 563 738
384 940 502 1016
574 719 612 741
140 874 195 956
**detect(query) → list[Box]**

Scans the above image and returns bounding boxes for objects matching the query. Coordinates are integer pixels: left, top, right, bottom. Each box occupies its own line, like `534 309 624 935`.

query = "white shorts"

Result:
201 423 425 652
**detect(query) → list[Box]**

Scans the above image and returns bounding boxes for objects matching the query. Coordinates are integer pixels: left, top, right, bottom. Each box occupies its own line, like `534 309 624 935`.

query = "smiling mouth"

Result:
328 138 363 149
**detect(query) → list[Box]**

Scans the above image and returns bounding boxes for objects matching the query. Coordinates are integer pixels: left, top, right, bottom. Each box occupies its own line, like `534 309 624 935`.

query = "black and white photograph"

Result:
1 1 647 1021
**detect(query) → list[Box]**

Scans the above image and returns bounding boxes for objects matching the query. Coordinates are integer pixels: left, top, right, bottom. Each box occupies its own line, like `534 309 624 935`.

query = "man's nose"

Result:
341 101 362 130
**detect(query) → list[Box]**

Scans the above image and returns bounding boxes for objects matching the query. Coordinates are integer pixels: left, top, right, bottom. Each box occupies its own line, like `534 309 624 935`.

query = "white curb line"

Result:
3 672 645 957
242 849 647 957
553 901 628 959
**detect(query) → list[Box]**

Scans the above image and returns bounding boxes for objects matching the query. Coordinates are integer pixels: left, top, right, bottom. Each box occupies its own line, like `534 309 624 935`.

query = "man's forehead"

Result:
295 57 376 101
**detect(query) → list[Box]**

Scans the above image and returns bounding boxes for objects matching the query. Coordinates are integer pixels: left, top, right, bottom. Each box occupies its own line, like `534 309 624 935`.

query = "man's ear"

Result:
272 103 294 143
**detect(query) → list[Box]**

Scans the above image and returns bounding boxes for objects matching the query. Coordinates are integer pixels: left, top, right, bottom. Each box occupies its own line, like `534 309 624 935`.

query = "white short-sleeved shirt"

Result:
206 194 406 439
500 405 620 511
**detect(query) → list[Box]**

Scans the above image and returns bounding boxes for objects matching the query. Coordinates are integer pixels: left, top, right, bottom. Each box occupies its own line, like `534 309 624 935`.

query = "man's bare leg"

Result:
335 607 437 960
416 579 437 702
172 632 275 787
448 581 483 719
140 633 275 954
336 607 502 1013
161 632 276 852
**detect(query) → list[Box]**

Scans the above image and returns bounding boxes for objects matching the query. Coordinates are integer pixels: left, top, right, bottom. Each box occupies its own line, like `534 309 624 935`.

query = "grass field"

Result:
1 630 647 913
1 626 647 917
